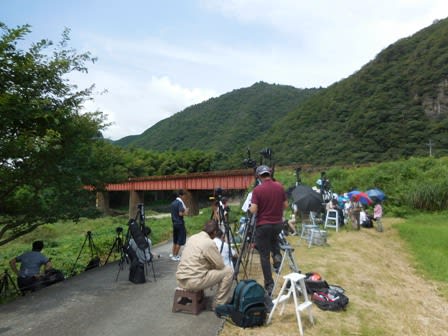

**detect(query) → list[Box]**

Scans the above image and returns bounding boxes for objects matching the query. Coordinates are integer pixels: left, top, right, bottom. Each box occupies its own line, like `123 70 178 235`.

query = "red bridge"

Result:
96 169 256 217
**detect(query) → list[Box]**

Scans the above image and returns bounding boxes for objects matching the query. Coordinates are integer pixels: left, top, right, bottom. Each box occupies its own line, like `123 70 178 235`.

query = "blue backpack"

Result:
215 279 267 328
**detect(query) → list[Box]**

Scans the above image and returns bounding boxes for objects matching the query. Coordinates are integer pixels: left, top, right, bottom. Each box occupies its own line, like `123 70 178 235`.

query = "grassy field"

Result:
0 206 214 299
218 213 448 336
1 208 447 335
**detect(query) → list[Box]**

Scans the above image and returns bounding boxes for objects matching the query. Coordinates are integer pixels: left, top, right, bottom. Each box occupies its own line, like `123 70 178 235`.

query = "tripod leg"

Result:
0 272 21 297
70 235 89 276
104 238 118 265
287 249 300 273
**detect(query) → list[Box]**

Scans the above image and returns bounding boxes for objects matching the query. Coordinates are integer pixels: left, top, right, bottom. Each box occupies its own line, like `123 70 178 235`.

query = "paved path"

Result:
0 242 224 336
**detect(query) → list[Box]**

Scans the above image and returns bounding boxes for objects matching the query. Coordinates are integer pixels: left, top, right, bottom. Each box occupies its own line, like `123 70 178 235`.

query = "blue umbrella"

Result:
366 188 386 202
347 190 360 199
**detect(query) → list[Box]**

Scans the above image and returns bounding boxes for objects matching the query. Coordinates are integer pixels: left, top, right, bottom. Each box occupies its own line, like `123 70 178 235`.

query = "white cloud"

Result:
72 1 448 140
80 70 217 140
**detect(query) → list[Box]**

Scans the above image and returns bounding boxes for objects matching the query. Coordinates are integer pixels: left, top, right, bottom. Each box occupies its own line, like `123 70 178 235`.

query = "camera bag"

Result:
215 279 267 328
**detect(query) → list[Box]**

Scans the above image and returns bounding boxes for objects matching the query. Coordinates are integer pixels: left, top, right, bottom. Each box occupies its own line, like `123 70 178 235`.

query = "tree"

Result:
0 22 115 245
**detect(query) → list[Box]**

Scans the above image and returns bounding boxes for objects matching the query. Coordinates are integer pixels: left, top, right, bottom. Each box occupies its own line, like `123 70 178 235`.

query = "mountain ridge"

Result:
115 18 448 167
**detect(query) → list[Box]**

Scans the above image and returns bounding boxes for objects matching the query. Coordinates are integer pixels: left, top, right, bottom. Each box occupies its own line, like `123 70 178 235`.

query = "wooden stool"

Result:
172 288 206 315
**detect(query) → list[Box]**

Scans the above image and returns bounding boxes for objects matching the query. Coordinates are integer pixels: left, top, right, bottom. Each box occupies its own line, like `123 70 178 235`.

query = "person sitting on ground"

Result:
9 240 52 293
286 213 298 236
359 207 373 228
176 220 233 309
213 228 238 270
285 203 299 235
129 226 153 263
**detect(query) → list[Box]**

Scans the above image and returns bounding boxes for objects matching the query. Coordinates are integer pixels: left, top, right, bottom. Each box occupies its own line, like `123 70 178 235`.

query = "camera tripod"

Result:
70 231 101 276
104 227 125 265
213 191 239 276
233 214 257 281
271 230 301 296
0 269 21 297
116 204 156 282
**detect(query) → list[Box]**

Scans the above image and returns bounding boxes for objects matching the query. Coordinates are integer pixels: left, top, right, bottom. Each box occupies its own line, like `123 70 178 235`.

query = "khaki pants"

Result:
177 266 233 306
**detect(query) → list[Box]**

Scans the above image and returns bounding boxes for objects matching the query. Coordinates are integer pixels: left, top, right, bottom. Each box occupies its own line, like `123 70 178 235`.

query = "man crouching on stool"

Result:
176 220 233 309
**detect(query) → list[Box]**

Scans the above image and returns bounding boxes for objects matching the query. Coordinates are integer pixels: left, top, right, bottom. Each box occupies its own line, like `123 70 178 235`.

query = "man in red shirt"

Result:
249 165 288 296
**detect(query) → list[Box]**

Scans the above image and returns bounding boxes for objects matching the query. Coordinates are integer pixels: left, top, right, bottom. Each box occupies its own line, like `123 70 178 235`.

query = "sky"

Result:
2 0 447 140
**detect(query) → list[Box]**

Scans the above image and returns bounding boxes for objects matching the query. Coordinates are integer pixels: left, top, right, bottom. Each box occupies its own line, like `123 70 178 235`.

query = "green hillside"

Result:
115 82 321 165
116 18 448 167
257 18 448 165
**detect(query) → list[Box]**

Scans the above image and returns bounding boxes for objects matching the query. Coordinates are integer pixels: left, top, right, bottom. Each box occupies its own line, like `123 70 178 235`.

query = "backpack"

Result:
43 268 65 286
129 260 146 284
311 288 349 311
304 272 330 294
215 279 267 328
85 256 101 271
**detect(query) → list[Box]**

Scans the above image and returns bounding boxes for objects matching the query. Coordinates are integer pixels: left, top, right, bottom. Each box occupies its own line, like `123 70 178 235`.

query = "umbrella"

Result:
347 190 361 199
351 192 372 205
366 188 386 202
292 184 324 213
337 195 349 207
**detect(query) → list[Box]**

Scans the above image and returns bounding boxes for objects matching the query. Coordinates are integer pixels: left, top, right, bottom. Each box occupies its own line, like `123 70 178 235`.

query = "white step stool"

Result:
267 272 314 336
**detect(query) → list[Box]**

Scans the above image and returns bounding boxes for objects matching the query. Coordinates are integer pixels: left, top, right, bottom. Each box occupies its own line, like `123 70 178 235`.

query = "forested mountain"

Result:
116 18 448 167
115 83 320 167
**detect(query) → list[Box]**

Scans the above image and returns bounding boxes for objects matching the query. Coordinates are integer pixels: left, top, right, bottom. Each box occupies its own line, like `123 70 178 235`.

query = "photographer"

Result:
9 240 53 293
176 220 233 309
249 165 288 296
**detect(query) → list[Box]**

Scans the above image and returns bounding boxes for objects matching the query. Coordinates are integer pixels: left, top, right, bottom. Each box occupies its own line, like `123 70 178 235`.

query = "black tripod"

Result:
0 269 21 298
116 204 156 282
233 214 257 281
104 227 125 265
70 231 101 276
214 191 239 274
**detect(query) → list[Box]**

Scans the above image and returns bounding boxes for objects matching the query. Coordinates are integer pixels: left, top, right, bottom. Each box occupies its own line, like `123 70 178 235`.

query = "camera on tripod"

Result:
320 171 331 191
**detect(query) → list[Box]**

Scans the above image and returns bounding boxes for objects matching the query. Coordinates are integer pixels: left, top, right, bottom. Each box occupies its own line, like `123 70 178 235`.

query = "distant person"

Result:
176 220 233 309
359 207 373 228
170 190 188 261
286 213 298 236
249 165 288 296
9 240 52 293
373 202 384 232
213 228 237 269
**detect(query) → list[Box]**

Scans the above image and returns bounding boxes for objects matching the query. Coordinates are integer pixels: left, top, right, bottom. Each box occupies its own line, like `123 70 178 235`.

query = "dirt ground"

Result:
218 218 448 336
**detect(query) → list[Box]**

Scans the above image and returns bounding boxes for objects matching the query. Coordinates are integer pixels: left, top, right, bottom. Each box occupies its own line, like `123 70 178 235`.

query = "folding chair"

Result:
324 209 340 232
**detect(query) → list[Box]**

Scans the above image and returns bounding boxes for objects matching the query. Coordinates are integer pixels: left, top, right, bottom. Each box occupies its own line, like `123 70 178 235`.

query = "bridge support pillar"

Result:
129 191 144 219
184 190 200 216
96 192 110 215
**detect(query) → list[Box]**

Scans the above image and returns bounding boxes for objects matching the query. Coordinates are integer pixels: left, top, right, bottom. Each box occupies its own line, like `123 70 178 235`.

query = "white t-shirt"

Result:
359 210 367 223
213 237 235 269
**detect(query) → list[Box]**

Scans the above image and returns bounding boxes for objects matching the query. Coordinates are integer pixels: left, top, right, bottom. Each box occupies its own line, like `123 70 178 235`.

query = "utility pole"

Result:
427 139 434 157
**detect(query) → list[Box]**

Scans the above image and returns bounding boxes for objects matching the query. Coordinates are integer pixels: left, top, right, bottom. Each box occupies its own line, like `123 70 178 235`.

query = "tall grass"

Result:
394 212 448 298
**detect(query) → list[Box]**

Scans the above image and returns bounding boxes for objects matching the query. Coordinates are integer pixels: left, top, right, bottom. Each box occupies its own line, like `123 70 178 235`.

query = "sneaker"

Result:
171 255 180 261
169 253 173 258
